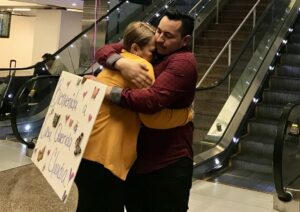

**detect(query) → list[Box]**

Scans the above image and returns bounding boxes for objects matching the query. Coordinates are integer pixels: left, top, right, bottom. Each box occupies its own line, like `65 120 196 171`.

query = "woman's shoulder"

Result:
121 50 153 69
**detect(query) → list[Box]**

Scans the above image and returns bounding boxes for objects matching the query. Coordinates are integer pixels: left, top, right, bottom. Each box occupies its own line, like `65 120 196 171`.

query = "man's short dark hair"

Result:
164 8 194 37
42 53 55 61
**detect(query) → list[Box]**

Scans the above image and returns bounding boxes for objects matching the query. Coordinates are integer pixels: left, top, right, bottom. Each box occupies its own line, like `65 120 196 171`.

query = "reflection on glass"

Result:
15 77 58 142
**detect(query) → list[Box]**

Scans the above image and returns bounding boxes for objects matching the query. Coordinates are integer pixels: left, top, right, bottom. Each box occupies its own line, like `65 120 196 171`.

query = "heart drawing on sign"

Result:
65 115 70 122
83 91 88 98
69 119 74 127
69 168 75 183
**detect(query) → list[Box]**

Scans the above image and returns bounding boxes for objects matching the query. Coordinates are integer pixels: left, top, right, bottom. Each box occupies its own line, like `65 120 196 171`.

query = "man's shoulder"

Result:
166 50 197 67
162 50 197 77
168 50 195 61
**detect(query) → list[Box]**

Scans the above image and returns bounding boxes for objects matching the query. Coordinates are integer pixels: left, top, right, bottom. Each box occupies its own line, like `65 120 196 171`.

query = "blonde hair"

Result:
123 21 156 51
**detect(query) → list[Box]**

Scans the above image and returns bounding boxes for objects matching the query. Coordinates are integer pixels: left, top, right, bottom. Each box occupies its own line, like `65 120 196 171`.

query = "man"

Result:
96 9 197 212
41 53 68 76
33 54 51 76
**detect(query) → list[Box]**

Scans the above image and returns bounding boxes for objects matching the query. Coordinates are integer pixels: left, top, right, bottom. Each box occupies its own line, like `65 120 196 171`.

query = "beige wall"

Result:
57 11 83 73
32 10 83 65
31 10 62 64
0 10 82 69
0 15 35 68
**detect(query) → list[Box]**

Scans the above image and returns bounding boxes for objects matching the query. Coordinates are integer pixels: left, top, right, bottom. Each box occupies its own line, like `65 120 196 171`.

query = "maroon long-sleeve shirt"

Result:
96 43 198 173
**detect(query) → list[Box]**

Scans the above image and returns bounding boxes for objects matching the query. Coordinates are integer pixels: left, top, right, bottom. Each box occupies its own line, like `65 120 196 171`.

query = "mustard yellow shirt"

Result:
83 50 191 180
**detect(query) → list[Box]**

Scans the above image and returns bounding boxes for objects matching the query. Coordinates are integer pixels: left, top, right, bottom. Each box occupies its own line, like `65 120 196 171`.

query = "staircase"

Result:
209 15 300 192
193 0 271 153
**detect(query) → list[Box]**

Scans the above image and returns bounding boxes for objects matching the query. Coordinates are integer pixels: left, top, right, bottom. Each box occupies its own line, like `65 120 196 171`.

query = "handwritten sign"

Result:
32 71 106 202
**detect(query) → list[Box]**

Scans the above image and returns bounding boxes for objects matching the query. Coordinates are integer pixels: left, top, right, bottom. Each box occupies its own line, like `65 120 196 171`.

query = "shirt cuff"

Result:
106 54 122 69
109 86 123 105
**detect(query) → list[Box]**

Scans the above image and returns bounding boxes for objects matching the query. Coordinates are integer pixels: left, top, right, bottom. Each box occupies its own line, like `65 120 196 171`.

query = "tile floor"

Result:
0 139 32 172
0 139 279 212
188 180 278 212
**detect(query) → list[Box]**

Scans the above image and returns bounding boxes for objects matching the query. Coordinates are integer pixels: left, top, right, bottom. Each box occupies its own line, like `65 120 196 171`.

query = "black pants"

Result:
125 157 193 212
75 159 125 212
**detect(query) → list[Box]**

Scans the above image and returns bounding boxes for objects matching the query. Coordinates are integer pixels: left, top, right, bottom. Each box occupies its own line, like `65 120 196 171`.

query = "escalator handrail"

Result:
273 103 294 202
0 0 127 71
189 0 205 14
143 0 174 22
196 0 265 88
196 1 273 91
10 75 59 148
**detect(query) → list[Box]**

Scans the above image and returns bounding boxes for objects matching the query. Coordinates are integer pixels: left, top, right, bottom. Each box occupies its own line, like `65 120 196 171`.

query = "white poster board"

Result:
32 71 106 202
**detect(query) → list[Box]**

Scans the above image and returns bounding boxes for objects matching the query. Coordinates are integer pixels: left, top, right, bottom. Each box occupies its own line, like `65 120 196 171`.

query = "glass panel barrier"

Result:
44 0 207 76
10 76 59 146
0 69 34 119
57 3 126 75
107 0 168 42
108 0 203 37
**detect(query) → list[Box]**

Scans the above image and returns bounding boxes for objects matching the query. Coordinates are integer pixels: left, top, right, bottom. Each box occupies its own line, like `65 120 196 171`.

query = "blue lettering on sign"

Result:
50 78 78 111
40 126 52 142
54 123 72 150
48 148 68 187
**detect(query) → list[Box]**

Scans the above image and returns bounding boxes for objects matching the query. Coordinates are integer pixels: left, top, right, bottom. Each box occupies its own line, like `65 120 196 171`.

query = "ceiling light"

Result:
233 137 239 143
72 3 77 7
13 8 31 12
67 9 83 13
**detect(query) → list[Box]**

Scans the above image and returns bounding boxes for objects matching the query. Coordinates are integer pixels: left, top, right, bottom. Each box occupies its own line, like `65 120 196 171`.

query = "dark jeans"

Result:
75 159 125 212
125 157 193 212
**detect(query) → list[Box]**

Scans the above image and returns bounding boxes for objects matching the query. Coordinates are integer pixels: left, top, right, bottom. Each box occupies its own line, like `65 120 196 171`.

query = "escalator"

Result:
193 0 300 197
212 14 300 192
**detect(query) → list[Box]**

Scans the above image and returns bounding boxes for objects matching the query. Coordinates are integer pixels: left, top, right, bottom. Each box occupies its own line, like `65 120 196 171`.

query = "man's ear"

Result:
130 43 140 55
182 35 192 47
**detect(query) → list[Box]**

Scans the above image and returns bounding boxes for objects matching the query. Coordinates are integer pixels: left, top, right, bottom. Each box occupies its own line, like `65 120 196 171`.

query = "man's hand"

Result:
115 58 152 88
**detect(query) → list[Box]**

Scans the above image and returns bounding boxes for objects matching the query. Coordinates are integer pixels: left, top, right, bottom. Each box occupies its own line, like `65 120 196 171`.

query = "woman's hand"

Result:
84 75 98 81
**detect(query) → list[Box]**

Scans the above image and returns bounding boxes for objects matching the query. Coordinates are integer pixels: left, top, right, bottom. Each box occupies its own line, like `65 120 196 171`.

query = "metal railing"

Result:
196 1 273 92
189 0 205 16
196 0 262 93
188 0 221 20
